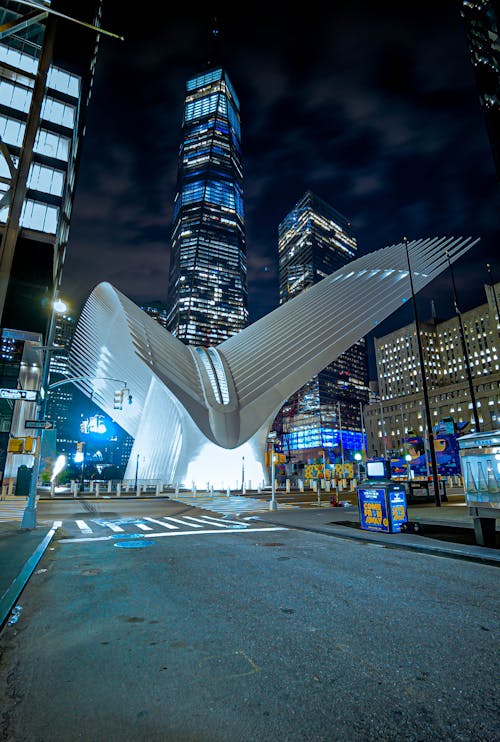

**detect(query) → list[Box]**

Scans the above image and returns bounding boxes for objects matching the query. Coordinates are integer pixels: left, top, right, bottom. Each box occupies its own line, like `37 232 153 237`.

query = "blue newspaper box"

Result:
357 459 408 533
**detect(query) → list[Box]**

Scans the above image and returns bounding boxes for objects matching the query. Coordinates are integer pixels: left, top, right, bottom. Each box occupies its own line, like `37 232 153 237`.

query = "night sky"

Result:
60 2 499 378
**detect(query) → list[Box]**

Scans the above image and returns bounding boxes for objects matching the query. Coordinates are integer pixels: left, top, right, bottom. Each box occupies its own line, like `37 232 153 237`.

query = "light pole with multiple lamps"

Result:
403 236 441 507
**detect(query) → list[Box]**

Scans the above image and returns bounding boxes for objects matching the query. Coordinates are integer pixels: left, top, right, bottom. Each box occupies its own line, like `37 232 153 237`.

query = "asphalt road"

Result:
0 517 498 741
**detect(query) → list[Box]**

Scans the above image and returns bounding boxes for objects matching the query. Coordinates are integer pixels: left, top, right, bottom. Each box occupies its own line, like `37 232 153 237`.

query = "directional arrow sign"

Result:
25 420 54 430
0 388 38 401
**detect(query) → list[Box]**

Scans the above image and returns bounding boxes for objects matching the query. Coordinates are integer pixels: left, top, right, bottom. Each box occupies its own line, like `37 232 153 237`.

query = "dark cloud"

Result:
61 1 499 377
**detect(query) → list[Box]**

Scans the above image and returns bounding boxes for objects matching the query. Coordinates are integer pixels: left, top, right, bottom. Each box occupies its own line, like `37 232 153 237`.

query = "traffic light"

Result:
113 388 124 410
24 436 35 453
7 438 24 453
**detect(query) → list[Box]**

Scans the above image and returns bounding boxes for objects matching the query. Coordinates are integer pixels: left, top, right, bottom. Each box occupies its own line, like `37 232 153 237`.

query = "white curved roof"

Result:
69 235 478 458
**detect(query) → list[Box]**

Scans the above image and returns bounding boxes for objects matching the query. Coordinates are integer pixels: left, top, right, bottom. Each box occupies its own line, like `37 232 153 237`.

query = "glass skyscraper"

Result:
276 191 369 460
166 66 248 346
0 0 102 335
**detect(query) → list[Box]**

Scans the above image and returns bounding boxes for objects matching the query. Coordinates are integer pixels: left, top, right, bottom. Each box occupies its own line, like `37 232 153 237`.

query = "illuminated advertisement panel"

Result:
358 487 389 532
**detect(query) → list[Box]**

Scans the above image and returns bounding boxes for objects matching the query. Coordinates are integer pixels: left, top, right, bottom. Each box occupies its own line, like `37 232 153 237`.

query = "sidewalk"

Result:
256 500 500 566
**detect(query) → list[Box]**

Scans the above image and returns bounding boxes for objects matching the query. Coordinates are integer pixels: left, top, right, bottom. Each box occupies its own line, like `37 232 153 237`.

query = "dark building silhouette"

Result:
460 0 500 179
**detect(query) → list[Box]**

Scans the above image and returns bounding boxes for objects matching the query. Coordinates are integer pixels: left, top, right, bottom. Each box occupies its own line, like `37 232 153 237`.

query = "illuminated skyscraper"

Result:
276 191 369 461
166 66 248 346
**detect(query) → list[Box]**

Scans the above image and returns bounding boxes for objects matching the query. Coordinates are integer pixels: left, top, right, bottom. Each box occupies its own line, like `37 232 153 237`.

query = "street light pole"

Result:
337 401 345 476
21 294 66 528
446 251 480 432
403 237 441 507
269 437 278 510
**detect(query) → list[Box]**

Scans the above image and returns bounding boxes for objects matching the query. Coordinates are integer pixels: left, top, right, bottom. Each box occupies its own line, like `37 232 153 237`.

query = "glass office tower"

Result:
0 0 102 335
166 66 248 346
276 191 369 461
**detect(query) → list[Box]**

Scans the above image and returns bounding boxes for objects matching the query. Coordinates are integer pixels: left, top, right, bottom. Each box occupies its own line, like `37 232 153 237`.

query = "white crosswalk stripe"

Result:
76 520 92 534
144 516 178 529
169 494 298 515
55 512 285 542
0 500 26 522
183 515 234 528
163 516 203 528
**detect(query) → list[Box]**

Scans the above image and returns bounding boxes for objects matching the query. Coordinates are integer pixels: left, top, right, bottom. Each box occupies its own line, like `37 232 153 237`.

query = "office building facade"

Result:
0 0 102 335
364 281 500 456
0 1 102 481
276 191 369 462
166 66 248 346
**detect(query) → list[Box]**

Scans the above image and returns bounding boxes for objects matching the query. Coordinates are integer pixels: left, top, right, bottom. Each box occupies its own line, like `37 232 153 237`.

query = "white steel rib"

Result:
68 235 478 486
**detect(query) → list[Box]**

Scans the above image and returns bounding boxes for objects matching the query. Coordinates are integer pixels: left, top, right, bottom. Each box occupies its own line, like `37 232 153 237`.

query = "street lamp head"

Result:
405 454 412 462
53 298 68 314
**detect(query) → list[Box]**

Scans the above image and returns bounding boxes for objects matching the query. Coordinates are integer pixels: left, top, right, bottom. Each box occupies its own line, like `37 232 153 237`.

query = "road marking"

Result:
163 516 203 528
93 520 124 532
59 526 288 544
144 516 178 530
52 520 62 528
183 515 231 528
75 520 92 534
137 523 153 531
198 514 248 527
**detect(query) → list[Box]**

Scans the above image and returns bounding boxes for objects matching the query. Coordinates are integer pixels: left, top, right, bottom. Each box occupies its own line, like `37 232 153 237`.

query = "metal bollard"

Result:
108 480 112 494
116 482 121 497
95 482 100 497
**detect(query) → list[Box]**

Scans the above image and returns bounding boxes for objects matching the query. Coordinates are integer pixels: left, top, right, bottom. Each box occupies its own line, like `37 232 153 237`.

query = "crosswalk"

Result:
168 493 298 515
56 513 287 542
0 498 27 522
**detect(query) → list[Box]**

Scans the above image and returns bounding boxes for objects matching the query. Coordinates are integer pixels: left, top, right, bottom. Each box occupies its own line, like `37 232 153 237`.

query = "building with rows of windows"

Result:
0 1 102 485
166 66 248 346
274 191 370 466
364 281 500 456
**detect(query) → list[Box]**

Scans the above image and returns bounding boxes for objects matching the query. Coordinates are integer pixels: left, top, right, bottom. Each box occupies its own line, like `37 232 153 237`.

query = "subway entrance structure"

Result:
68 236 478 489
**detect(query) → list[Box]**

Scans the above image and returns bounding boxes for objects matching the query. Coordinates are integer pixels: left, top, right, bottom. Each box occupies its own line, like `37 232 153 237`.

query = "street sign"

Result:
25 420 54 430
0 388 38 401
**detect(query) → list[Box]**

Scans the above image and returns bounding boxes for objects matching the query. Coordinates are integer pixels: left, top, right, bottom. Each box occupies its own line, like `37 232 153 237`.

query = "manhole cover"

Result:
114 540 154 549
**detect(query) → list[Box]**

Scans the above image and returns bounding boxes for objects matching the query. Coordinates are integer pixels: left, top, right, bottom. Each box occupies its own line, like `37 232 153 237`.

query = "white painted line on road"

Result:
163 516 203 528
144 517 178 530
52 520 62 529
101 521 124 532
136 523 153 531
59 526 288 544
197 515 248 527
183 515 231 528
75 520 92 534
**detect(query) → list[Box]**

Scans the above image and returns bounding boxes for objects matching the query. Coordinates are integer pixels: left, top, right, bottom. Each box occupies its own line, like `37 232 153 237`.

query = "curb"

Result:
0 524 58 631
256 517 500 567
